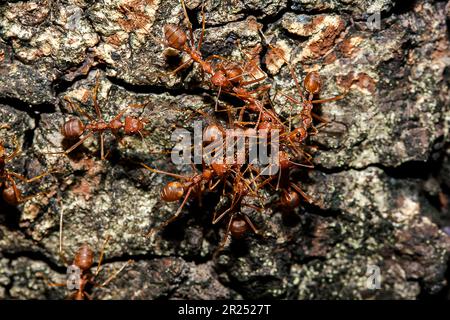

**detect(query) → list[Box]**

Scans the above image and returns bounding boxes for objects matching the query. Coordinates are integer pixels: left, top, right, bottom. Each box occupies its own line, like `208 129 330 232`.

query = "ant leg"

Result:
46 131 95 156
311 112 334 133
280 92 300 105
64 97 94 122
197 1 206 51
238 104 247 123
170 58 194 75
242 214 259 235
5 136 21 161
35 272 66 287
99 132 105 160
276 164 282 191
8 169 54 184
209 177 223 191
180 0 195 47
146 187 194 237
212 192 240 225
5 177 22 204
205 55 228 63
288 159 314 169
311 93 346 104
214 86 222 112
5 176 47 205
213 214 235 256
290 182 313 204
84 292 93 300
239 73 267 87
58 201 69 266
94 235 112 277
92 71 103 120
97 260 133 288
140 163 188 180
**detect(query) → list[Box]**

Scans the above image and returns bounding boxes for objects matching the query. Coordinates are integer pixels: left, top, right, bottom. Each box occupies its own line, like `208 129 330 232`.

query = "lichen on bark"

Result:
0 0 449 300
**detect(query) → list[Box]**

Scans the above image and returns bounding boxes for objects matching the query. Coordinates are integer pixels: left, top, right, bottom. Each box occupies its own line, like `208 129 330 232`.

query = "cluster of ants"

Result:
0 0 349 299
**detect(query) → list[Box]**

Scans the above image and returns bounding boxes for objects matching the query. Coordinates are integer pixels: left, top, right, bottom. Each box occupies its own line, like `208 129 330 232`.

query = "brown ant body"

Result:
50 72 149 160
212 168 263 254
41 235 132 300
141 162 223 237
163 1 267 110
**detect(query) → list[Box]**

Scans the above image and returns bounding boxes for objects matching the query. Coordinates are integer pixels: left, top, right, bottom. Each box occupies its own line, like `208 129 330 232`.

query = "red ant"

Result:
264 44 348 147
253 149 314 211
39 232 133 300
212 167 264 255
48 72 149 160
0 126 53 206
140 162 225 237
162 1 268 109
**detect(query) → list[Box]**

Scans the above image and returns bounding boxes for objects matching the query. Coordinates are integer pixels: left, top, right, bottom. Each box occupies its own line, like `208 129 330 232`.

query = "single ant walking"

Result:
264 44 349 146
40 232 132 300
49 72 149 160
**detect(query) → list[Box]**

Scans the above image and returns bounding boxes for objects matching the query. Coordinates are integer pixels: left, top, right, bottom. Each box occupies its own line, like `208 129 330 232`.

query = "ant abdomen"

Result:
73 244 94 272
164 24 187 51
230 217 248 238
3 186 18 206
62 118 84 139
289 127 308 143
161 181 184 202
304 71 322 95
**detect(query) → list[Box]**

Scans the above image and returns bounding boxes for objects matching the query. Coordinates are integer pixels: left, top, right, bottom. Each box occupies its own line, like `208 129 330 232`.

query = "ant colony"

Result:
1 0 351 299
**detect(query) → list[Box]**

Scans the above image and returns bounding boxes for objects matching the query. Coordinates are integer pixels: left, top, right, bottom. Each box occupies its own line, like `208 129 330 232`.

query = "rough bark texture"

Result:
0 0 449 300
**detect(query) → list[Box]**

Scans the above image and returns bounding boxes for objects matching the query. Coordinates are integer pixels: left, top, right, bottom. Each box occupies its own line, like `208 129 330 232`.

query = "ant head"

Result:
210 70 228 88
304 71 321 95
62 118 84 139
73 243 94 272
203 124 224 145
230 215 248 239
124 116 144 135
211 162 228 176
164 24 187 50
2 186 19 206
261 110 276 122
281 190 300 208
290 127 307 143
202 168 213 180
161 181 184 202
